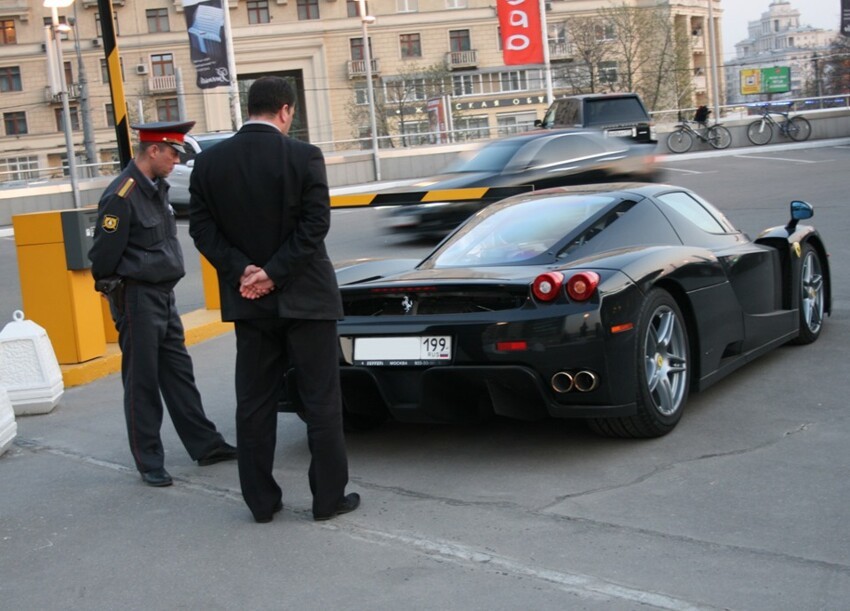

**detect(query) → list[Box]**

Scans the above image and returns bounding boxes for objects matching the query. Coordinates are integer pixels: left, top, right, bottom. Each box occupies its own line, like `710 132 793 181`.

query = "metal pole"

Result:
222 0 242 130
706 0 721 118
52 6 81 208
97 0 132 168
72 3 97 175
539 0 554 105
358 0 381 182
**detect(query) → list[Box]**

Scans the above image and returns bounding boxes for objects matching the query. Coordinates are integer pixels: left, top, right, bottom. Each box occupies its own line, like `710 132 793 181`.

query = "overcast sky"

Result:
721 0 842 59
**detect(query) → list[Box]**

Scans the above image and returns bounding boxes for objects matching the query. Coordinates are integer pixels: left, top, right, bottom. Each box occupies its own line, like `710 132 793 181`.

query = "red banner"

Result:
497 0 544 65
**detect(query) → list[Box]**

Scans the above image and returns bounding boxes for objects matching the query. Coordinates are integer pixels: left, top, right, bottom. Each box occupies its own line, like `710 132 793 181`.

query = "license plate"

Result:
607 128 634 137
354 336 452 366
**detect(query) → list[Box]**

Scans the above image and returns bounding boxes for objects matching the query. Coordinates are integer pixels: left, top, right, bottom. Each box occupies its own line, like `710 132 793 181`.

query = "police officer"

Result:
89 121 236 487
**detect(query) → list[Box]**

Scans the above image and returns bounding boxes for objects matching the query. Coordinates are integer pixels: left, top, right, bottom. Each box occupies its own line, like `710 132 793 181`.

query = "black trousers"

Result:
233 318 348 520
112 283 225 473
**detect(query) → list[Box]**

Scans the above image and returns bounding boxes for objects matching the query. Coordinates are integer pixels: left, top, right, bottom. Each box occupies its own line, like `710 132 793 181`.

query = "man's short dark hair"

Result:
248 76 296 117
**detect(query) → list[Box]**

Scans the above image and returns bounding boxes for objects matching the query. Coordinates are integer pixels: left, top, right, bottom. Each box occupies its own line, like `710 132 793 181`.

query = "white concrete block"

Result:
0 386 16 456
0 311 64 416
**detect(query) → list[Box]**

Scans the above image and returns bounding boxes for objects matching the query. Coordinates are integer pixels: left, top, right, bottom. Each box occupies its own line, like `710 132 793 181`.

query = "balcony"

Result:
347 58 381 79
446 50 478 70
43 83 81 103
146 74 177 93
692 35 705 54
548 41 574 62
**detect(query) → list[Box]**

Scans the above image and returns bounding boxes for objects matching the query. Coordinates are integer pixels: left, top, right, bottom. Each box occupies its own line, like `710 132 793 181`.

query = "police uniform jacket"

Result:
89 160 185 286
188 122 343 322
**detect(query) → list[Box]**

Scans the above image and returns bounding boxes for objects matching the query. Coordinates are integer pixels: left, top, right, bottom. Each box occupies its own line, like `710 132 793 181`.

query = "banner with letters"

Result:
497 0 544 65
843 0 850 36
183 0 231 89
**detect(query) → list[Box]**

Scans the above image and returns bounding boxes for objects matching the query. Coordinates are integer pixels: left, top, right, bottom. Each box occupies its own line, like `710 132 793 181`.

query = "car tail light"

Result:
566 272 600 302
532 272 564 302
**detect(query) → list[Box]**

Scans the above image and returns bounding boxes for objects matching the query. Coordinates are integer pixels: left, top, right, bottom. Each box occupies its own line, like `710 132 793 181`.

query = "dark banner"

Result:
843 0 850 36
183 0 231 89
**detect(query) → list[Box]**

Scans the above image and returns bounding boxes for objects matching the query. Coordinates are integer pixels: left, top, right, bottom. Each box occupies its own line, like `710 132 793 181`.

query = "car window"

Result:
656 192 728 234
431 194 615 267
197 135 231 150
544 100 580 127
584 98 649 126
443 141 523 173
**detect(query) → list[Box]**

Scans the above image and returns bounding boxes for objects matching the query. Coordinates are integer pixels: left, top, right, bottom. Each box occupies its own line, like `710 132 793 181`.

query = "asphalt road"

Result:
1 142 848 609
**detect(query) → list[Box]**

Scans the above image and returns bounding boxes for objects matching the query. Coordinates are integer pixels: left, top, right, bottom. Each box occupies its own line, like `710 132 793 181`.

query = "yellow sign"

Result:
741 69 761 95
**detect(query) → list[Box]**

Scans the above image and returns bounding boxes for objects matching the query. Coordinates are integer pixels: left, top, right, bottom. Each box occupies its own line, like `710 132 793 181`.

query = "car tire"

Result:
790 243 826 345
588 289 690 438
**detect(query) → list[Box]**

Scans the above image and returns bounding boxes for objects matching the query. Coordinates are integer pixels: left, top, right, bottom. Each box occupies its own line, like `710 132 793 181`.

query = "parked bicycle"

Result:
746 103 811 145
666 107 732 154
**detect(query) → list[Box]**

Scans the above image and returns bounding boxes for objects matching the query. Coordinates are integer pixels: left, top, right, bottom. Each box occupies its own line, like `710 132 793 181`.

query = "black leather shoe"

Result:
141 468 173 487
314 493 360 522
254 501 284 524
197 442 237 466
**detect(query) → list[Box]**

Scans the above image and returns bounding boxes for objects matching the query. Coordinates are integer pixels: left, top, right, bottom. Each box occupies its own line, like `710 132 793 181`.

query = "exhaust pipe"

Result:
574 370 599 393
551 371 574 394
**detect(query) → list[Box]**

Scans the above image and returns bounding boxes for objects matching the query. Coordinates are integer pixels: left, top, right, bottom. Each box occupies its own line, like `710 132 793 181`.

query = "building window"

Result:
55 107 81 132
353 82 368 105
247 1 270 24
452 73 481 97
1 19 16 45
1 156 38 181
64 61 73 89
0 66 22 92
105 104 116 127
95 12 120 37
347 0 368 17
599 61 618 84
3 111 26 135
146 8 169 33
44 16 69 40
449 29 471 52
156 98 179 121
297 0 320 20
594 23 615 42
101 57 125 83
454 115 489 141
151 53 175 77
400 33 421 58
397 0 418 11
497 112 536 137
350 37 372 61
499 70 528 92
446 0 467 8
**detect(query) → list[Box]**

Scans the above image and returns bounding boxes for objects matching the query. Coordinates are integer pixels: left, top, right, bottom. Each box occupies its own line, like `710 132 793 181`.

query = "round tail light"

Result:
566 271 600 302
532 272 564 302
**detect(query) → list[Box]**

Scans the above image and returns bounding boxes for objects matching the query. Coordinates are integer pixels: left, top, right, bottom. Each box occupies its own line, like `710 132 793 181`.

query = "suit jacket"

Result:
188 122 343 321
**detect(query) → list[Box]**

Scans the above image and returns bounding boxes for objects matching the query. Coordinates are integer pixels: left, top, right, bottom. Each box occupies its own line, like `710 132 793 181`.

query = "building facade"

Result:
724 0 836 106
0 0 722 183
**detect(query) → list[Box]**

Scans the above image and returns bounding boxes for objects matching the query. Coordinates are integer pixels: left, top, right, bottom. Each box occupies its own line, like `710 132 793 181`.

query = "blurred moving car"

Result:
168 131 234 213
384 129 660 238
535 93 657 143
327 183 830 436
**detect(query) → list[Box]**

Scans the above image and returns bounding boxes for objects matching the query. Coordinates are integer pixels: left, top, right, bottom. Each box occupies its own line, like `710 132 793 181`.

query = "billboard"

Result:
496 0 544 65
740 67 791 95
183 0 231 89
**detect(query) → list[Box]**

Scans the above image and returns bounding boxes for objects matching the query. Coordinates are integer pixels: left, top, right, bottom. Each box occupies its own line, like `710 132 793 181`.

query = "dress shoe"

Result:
313 493 360 522
197 442 238 466
254 501 284 524
141 468 173 487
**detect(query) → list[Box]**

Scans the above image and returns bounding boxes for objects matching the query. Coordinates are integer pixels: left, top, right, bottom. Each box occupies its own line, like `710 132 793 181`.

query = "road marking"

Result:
659 167 716 175
734 155 820 164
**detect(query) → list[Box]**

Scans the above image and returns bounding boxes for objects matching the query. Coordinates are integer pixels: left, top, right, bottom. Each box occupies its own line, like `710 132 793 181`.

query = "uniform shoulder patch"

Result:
102 215 119 233
116 177 136 199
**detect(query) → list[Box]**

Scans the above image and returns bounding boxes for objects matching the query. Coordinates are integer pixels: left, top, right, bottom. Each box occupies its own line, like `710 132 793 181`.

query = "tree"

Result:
821 37 850 96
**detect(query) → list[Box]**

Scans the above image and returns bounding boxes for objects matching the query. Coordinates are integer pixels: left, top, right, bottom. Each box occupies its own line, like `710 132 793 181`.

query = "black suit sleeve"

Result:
188 160 253 288
262 145 331 288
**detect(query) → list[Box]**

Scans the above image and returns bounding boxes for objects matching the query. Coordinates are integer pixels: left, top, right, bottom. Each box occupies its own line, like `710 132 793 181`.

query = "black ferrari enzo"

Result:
323 184 830 438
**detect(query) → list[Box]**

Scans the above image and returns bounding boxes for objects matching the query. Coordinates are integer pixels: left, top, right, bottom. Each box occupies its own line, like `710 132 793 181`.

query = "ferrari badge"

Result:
792 242 801 258
102 215 119 233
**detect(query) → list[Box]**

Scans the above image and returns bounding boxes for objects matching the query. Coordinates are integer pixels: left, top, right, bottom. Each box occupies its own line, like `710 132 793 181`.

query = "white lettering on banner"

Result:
506 34 530 51
509 11 529 28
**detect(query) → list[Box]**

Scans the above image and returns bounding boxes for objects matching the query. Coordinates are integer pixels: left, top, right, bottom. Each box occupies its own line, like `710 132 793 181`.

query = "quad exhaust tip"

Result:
551 370 599 393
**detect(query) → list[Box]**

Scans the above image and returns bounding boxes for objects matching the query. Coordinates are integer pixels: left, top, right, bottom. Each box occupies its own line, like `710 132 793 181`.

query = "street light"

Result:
357 0 381 181
69 3 97 176
44 0 81 208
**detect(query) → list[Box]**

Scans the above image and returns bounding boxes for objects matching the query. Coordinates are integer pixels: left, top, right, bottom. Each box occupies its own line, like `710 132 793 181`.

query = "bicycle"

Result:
666 119 732 154
746 103 812 145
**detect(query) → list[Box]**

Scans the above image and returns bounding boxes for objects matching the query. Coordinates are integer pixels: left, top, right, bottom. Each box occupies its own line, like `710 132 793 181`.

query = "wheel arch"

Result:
647 278 701 392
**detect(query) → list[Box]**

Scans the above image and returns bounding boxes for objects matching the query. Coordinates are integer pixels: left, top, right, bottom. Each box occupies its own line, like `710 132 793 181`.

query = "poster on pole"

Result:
183 0 231 89
497 0 544 65
843 0 850 36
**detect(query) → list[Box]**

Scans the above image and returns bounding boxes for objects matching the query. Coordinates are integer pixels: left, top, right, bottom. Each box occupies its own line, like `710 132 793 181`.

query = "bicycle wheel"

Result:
707 125 732 149
666 128 693 154
786 116 812 142
747 119 773 145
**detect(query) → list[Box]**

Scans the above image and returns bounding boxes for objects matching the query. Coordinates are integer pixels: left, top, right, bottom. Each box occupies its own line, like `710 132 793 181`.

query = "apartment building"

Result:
0 0 722 182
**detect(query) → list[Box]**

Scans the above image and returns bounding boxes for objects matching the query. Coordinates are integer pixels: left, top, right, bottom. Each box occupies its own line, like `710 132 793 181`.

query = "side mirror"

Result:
533 119 543 127
786 199 813 232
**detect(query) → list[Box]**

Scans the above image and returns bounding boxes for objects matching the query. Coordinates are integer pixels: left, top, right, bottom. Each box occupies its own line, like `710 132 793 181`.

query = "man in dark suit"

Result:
188 77 359 523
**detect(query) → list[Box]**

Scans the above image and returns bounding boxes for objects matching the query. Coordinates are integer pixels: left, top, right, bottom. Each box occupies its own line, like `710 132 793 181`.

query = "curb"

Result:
59 308 233 388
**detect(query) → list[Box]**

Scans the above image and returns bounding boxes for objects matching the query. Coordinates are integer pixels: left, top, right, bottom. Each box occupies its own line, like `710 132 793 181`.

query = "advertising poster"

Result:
497 0 544 65
183 0 231 89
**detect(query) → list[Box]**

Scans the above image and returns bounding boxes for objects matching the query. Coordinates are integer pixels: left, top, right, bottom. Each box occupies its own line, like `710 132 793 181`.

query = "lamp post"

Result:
44 0 81 208
357 0 381 182
69 3 97 176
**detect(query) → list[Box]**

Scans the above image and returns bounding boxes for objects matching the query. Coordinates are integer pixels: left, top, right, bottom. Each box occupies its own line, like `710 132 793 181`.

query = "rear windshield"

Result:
430 195 615 267
442 140 523 173
584 98 649 126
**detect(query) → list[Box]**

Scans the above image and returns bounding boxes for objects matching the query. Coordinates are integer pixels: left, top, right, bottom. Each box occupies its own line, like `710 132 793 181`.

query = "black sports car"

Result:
329 183 830 438
383 129 659 237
